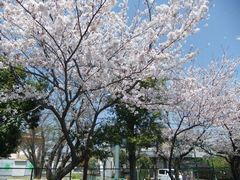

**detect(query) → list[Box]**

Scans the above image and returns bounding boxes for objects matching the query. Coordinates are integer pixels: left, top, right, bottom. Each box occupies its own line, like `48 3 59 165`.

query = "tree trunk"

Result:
103 160 106 180
168 172 175 180
45 168 56 180
230 156 240 180
128 144 137 180
168 157 175 180
153 157 158 180
45 159 80 180
33 167 43 179
167 156 174 180
173 159 181 180
83 155 90 180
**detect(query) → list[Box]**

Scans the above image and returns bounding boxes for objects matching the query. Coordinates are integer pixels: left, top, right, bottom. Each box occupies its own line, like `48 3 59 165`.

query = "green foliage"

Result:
27 79 48 92
94 121 122 145
140 77 158 88
137 156 153 180
0 99 42 127
94 105 162 148
90 145 112 163
0 99 42 157
71 173 81 179
114 103 163 148
0 58 26 90
0 60 43 157
0 101 42 157
88 157 100 170
204 156 230 169
93 102 163 169
120 150 127 166
0 117 21 157
0 62 23 157
93 76 164 175
137 155 153 169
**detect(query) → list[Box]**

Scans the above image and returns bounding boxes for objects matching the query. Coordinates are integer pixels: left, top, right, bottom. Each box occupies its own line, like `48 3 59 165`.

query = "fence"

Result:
0 167 71 180
0 167 151 180
0 167 233 180
191 166 233 180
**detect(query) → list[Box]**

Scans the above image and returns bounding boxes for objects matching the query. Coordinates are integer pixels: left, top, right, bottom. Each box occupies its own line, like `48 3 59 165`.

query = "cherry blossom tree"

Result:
201 79 240 180
157 59 239 180
0 0 209 179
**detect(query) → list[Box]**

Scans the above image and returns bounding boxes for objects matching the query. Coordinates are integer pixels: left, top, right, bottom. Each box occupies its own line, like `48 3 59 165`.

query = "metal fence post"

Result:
30 168 34 180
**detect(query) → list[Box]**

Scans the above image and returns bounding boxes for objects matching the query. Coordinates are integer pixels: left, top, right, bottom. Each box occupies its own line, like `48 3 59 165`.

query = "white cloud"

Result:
204 23 208 27
236 36 240 41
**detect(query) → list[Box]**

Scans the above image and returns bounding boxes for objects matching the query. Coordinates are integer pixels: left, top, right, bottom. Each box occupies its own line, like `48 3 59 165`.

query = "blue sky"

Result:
188 0 240 66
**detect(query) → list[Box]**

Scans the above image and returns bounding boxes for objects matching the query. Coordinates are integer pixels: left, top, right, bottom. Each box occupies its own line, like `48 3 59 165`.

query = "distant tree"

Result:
19 113 59 179
204 157 230 169
95 102 162 180
137 155 153 180
119 150 128 168
83 132 113 180
137 155 153 169
115 104 162 180
88 157 100 170
201 82 240 180
158 60 239 180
